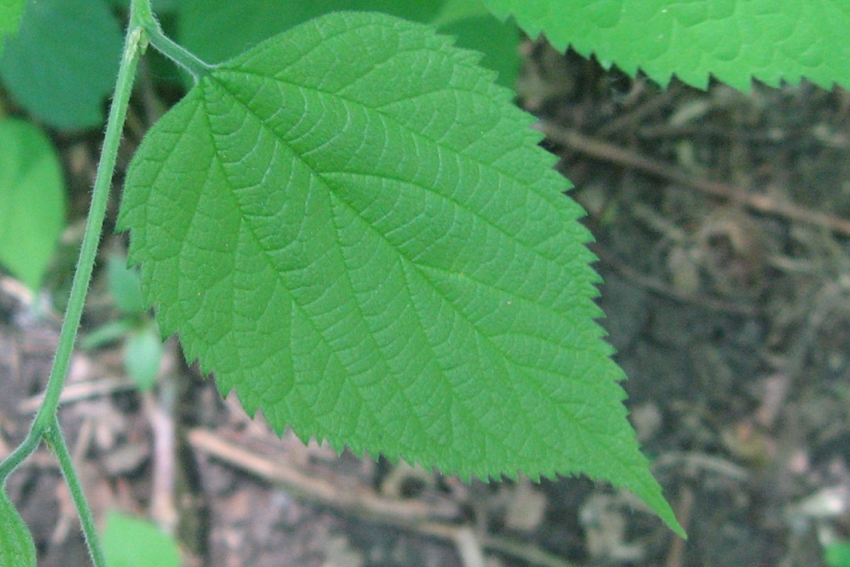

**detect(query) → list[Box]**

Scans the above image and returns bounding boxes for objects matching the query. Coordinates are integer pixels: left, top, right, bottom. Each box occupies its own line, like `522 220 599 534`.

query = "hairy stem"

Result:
145 19 212 82
45 420 105 567
31 13 147 436
0 1 149 564
0 432 40 482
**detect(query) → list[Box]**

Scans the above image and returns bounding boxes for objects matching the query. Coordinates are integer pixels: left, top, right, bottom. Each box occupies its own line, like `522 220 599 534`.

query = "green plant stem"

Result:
0 1 149 563
30 18 147 437
45 418 105 567
144 18 211 81
0 432 40 482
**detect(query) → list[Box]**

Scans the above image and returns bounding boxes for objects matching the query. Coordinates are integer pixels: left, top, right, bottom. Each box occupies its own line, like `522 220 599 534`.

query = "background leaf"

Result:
124 325 163 392
0 117 65 290
432 0 492 24
178 0 520 86
80 319 135 350
102 511 181 567
0 0 25 54
119 11 681 533
482 0 850 90
179 0 441 63
0 0 122 130
434 0 520 87
827 541 850 567
108 253 147 315
0 489 36 567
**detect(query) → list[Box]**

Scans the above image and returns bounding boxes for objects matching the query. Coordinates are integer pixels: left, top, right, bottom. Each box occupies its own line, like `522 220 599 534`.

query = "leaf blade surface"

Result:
0 489 36 567
484 0 850 90
120 11 681 533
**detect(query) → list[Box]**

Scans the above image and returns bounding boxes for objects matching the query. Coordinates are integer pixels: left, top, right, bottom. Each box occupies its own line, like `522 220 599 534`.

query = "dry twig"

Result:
187 428 576 567
538 123 850 236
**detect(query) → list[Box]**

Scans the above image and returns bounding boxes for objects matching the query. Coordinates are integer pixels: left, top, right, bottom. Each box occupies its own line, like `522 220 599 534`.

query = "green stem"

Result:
0 2 149 564
31 12 147 436
144 18 211 82
0 432 40 482
45 419 105 567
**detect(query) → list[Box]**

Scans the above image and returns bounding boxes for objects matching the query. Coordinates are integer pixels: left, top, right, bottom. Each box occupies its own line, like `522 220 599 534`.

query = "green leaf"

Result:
437 9 520 87
102 511 181 567
124 325 163 392
0 0 123 130
178 0 443 65
0 117 65 290
178 0 519 86
119 11 681 534
482 0 850 90
827 542 850 567
80 319 135 350
0 0 26 53
108 253 147 315
0 489 36 567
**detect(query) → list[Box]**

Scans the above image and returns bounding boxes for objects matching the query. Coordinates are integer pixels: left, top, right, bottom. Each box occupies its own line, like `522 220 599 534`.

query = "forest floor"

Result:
3 35 850 567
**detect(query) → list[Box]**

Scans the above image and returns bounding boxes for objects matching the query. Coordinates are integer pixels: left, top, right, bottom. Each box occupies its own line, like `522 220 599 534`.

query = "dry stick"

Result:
17 376 138 414
538 123 850 237
663 486 694 567
187 428 458 523
596 85 683 139
144 382 178 535
481 535 577 567
453 527 486 567
657 452 751 480
756 282 847 430
186 428 576 567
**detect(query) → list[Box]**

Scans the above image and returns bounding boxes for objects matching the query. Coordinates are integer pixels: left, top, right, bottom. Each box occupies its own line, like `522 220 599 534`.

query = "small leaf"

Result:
0 0 122 130
102 511 181 567
120 11 681 534
482 0 850 90
0 489 36 567
0 117 65 290
124 325 163 392
0 0 26 53
827 541 850 567
80 319 135 350
108 253 147 315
